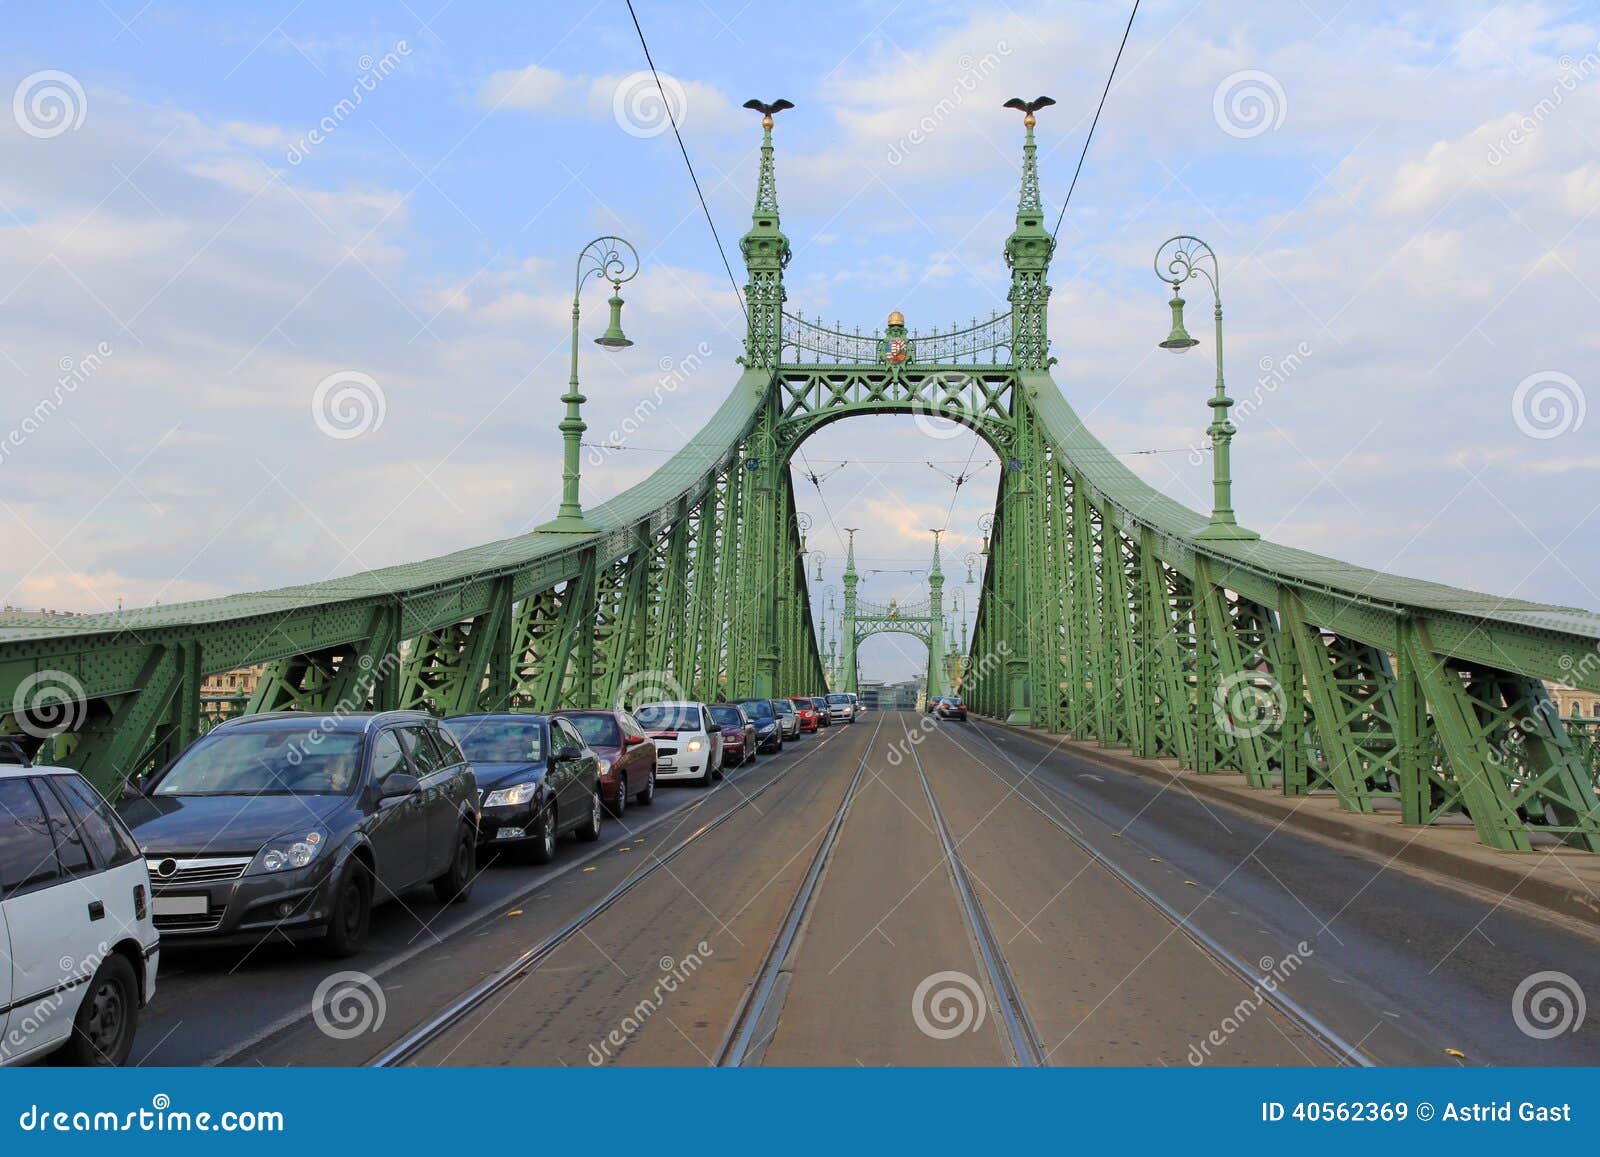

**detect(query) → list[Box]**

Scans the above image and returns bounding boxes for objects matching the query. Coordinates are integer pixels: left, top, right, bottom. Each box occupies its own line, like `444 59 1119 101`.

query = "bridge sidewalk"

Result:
974 718 1600 935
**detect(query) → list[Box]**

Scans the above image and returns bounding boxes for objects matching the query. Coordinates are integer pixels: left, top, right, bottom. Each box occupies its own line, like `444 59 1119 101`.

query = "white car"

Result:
825 692 855 724
633 702 724 786
1 755 159 1066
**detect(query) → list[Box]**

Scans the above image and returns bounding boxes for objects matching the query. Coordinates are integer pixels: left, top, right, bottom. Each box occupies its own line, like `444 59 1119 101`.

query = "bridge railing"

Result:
780 312 1013 366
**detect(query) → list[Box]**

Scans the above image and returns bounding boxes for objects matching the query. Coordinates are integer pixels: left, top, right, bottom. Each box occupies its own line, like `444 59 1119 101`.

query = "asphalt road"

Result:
137 711 1600 1067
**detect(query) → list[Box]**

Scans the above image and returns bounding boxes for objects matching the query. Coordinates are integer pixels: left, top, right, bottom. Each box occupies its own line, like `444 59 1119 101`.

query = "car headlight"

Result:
250 829 327 874
596 758 612 775
686 739 704 752
483 781 541 807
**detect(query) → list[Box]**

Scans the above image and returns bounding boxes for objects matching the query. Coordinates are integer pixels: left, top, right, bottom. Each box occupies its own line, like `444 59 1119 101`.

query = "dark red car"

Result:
555 709 657 817
788 697 820 733
709 703 757 767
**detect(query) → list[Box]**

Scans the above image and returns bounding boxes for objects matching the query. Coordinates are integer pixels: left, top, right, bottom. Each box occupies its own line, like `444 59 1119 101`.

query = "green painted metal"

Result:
4 103 1600 858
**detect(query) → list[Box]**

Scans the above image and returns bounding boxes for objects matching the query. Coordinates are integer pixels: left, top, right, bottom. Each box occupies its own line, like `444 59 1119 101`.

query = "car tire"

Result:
59 953 138 1066
527 802 557 865
433 824 476 905
607 775 627 818
320 859 373 958
636 765 656 806
576 787 603 841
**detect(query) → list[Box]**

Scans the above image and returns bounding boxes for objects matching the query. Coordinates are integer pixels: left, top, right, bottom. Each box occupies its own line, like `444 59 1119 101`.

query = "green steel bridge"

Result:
4 109 1599 859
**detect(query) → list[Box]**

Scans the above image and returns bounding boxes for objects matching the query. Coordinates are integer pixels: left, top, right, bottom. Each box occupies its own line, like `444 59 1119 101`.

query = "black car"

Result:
118 710 480 957
737 698 783 753
809 696 831 727
443 713 603 864
936 694 968 722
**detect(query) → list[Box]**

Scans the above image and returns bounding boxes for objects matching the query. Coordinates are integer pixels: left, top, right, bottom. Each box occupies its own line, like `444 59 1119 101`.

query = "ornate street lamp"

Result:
1153 235 1258 542
537 236 640 534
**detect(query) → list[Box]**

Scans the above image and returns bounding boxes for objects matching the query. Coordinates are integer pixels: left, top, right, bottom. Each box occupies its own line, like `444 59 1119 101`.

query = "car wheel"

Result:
576 786 603 841
320 859 373 958
527 802 557 864
607 775 627 818
59 954 138 1066
433 824 476 905
636 765 656 806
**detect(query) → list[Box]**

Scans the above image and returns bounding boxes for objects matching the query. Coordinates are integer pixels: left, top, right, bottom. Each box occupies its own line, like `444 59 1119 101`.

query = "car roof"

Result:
0 762 78 780
445 712 548 724
213 709 437 734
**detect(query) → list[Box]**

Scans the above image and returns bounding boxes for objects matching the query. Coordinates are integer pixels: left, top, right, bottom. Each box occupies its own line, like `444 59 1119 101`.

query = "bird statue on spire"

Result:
1002 95 1056 128
742 98 794 129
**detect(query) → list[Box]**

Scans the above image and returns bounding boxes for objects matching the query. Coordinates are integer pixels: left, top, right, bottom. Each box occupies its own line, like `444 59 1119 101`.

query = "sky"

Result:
1 1 1597 682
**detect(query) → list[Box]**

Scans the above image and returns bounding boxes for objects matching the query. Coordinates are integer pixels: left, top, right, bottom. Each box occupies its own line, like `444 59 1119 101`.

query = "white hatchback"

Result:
633 702 724 786
1 759 159 1066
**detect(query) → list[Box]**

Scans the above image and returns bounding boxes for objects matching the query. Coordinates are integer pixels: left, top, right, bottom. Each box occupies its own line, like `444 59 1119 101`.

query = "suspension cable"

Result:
624 0 747 321
1051 0 1140 240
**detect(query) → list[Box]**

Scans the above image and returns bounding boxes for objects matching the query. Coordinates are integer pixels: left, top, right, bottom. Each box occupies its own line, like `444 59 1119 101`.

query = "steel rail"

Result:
900 713 1047 1067
714 714 885 1065
367 726 851 1067
944 720 1375 1067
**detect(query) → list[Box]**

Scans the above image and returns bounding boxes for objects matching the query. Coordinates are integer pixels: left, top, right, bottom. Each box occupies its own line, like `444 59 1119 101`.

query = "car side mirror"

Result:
625 734 646 746
380 773 421 801
554 744 583 762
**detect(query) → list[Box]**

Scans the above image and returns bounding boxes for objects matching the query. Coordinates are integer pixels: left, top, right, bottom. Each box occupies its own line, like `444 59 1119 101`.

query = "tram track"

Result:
367 722 858 1067
713 714 886 1065
941 720 1374 1067
900 713 1048 1066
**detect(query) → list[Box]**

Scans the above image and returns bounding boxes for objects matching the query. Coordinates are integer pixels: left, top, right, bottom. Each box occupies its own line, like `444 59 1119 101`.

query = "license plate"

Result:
658 757 674 767
495 827 525 840
153 894 208 917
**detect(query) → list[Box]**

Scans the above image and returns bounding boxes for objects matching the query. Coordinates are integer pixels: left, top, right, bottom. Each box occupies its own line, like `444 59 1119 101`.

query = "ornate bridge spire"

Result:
841 528 860 693
1003 97 1056 370
926 529 945 699
740 99 793 368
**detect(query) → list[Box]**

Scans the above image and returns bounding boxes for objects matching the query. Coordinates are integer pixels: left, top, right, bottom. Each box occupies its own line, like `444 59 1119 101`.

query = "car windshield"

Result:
708 705 744 727
827 694 850 705
444 719 545 763
738 699 774 720
153 727 364 796
635 704 702 731
563 714 621 747
774 701 794 715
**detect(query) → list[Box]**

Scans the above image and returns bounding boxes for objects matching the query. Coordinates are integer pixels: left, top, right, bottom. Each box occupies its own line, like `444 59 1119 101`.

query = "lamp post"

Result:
537 236 640 534
1153 235 1258 542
